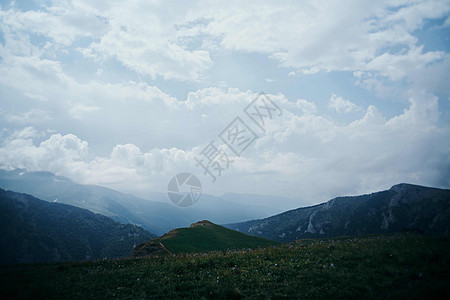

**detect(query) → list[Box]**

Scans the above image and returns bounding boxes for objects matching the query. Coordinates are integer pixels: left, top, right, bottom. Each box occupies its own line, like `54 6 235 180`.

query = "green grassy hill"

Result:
1 233 449 299
132 220 280 257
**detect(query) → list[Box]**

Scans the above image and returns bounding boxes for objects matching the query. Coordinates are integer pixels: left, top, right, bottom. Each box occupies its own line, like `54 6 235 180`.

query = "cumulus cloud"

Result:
0 0 449 204
75 1 213 81
365 46 444 81
1 87 448 202
0 129 196 195
386 89 440 129
291 99 317 116
3 1 447 83
0 130 88 173
0 4 108 46
328 94 362 114
201 0 448 79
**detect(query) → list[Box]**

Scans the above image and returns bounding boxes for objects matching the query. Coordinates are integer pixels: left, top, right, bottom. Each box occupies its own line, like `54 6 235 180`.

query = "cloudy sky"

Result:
0 0 449 206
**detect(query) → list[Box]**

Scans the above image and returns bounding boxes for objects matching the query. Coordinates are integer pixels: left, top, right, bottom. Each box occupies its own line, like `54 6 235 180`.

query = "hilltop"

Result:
132 220 280 257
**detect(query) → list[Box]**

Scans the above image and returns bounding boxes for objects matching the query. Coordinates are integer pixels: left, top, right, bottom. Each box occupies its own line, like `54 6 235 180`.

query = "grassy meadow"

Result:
1 233 449 299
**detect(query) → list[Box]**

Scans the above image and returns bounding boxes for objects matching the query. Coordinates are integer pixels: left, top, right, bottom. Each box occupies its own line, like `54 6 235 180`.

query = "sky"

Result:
0 0 449 206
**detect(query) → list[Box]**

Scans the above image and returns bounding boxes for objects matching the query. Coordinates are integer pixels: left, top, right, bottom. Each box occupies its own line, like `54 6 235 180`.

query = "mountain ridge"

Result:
0 168 289 235
224 183 450 242
0 188 155 264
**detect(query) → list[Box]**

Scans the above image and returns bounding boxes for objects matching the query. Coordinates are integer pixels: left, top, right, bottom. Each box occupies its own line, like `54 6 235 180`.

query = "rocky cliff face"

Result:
225 184 450 242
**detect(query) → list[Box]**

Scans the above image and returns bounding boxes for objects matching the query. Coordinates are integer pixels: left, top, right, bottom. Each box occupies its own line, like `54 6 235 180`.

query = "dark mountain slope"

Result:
225 183 450 242
0 188 154 264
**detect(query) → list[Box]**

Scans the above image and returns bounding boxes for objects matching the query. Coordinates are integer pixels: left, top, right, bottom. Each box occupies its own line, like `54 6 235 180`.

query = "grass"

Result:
152 221 280 254
1 233 449 299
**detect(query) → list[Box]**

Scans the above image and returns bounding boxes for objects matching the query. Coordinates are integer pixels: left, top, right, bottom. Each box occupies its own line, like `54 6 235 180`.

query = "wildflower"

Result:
330 263 334 267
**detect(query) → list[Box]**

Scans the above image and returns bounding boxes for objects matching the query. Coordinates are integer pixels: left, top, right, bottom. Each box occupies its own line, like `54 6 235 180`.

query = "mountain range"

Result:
225 183 450 242
0 169 296 235
2 166 449 265
0 188 154 264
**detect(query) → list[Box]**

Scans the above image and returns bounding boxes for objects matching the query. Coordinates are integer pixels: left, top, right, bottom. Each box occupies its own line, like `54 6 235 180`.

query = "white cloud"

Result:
328 94 362 114
0 5 108 46
0 130 196 194
75 1 213 81
383 0 450 31
0 131 88 173
185 87 251 110
349 105 386 128
2 0 448 85
2 109 51 124
407 53 450 96
1 87 448 201
386 89 440 129
295 99 317 115
365 46 444 81
1 0 448 88
200 0 448 76
0 0 449 203
4 0 447 83
9 127 39 140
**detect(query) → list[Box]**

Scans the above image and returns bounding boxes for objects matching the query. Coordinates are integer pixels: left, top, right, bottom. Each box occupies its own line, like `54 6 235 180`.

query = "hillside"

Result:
225 183 450 242
0 188 154 264
0 169 284 235
132 220 280 257
1 233 449 299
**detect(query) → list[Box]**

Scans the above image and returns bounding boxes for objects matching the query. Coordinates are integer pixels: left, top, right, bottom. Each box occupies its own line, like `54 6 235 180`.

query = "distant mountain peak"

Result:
390 183 426 191
190 220 213 227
